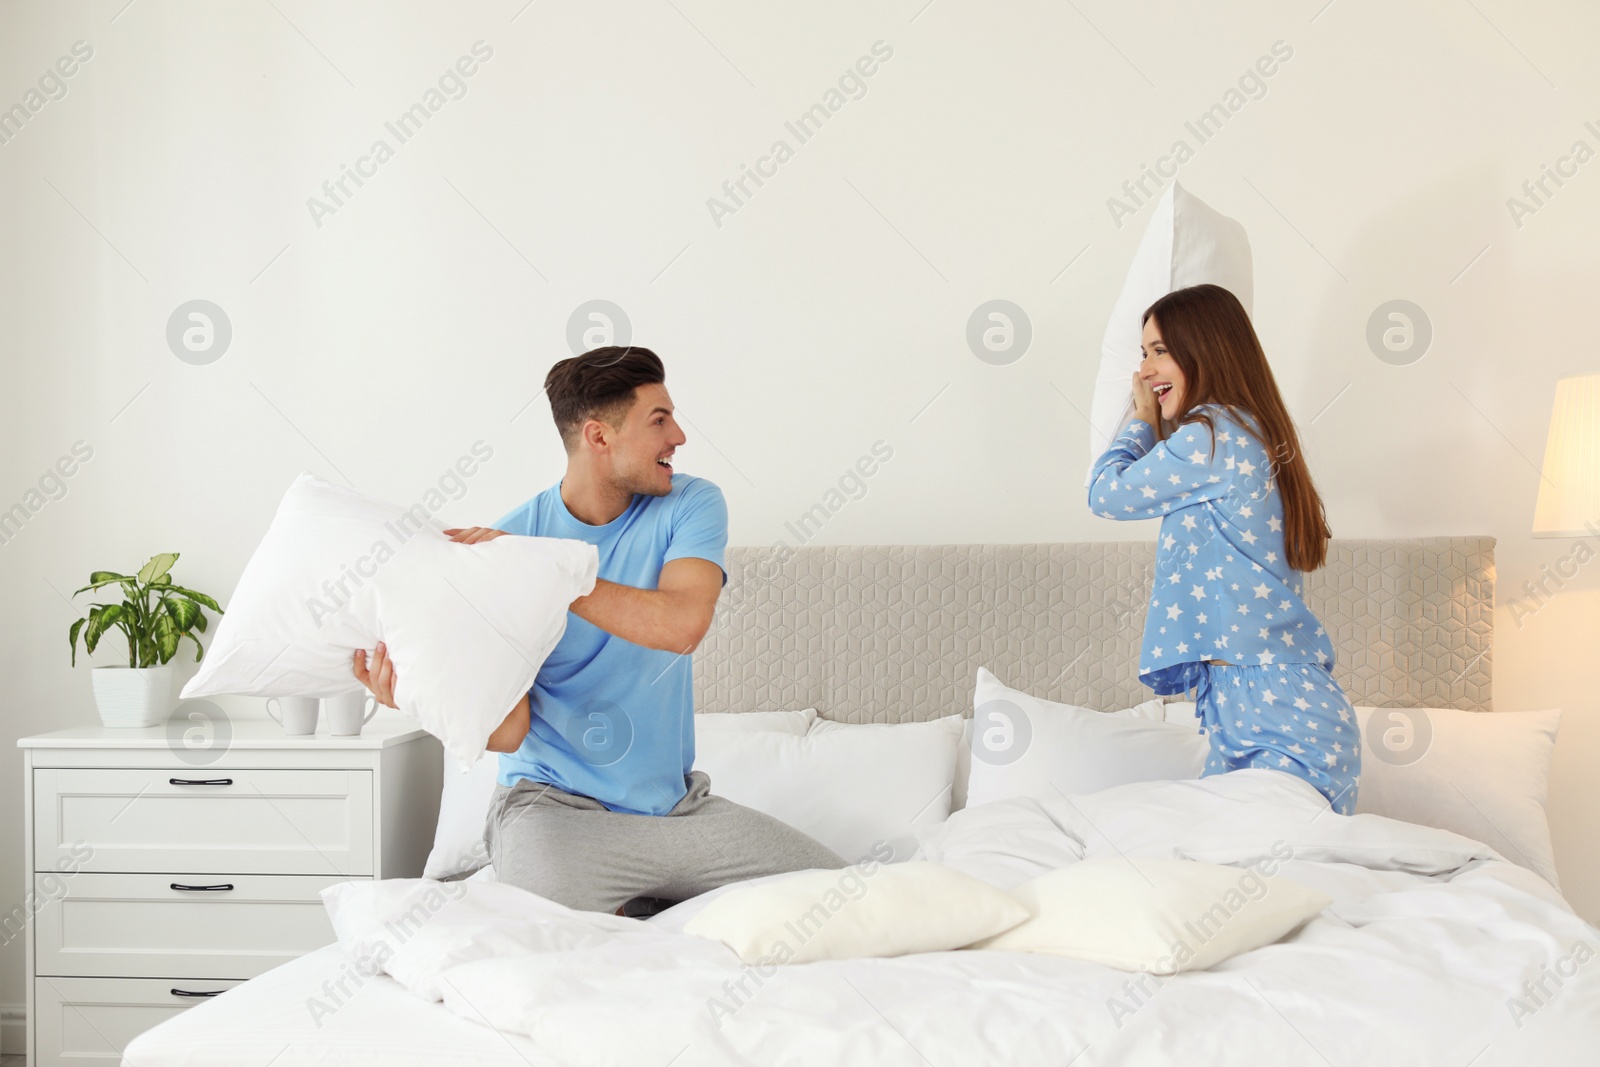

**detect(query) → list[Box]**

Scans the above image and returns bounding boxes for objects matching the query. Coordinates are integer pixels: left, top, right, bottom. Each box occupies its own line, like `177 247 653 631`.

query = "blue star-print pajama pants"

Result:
1192 662 1361 815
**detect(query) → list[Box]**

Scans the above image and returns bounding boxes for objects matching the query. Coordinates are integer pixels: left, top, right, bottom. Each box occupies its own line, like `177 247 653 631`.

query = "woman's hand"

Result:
444 527 509 544
353 642 398 709
1131 371 1160 426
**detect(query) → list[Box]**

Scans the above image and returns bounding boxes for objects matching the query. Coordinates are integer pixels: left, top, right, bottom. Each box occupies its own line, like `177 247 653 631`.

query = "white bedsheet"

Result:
125 770 1600 1067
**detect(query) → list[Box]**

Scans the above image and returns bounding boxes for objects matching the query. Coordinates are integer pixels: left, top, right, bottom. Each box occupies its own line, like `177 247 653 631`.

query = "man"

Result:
354 346 844 916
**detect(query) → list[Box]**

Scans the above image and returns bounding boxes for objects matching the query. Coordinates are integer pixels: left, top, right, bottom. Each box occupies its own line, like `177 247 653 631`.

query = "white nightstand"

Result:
17 718 442 1067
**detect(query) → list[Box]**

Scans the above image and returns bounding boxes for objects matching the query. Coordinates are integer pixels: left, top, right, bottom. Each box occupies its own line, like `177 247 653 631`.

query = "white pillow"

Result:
1084 180 1253 487
694 709 816 734
970 857 1329 973
423 752 500 880
694 715 964 863
953 695 1168 812
422 709 819 879
1163 700 1200 726
180 472 598 768
683 860 1028 965
1354 705 1562 888
967 668 1208 809
1158 700 1563 888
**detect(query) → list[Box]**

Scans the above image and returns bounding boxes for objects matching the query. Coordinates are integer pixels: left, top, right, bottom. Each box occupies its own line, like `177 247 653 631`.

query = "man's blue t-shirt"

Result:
492 474 728 816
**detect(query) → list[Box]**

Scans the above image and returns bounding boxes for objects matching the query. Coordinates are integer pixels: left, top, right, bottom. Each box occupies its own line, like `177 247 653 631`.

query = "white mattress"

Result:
119 942 550 1067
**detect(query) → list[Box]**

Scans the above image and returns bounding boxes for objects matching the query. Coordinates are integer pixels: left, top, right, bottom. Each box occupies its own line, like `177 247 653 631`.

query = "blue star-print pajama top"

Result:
1087 403 1361 814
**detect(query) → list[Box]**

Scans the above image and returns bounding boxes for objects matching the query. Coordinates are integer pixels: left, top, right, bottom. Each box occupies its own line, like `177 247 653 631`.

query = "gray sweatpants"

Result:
483 769 848 914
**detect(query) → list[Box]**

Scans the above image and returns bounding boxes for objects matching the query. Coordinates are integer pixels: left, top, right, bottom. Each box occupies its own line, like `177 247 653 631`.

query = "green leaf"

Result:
68 561 218 668
152 614 179 664
165 585 223 613
73 573 132 597
163 598 202 632
137 553 179 585
83 604 123 655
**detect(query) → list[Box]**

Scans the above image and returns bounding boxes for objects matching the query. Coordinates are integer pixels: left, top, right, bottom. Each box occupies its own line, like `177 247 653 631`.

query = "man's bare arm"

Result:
445 529 723 653
486 692 529 753
569 556 723 653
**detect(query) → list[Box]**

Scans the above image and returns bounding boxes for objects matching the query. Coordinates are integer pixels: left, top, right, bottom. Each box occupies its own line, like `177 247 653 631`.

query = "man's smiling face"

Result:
606 382 685 497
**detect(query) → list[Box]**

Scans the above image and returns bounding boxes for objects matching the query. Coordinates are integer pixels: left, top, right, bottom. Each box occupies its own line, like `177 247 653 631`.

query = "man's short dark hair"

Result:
544 347 665 448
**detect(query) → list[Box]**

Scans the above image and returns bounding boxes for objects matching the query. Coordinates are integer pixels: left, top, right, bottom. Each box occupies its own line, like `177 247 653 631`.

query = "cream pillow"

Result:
1084 180 1253 487
683 861 1029 965
971 857 1330 973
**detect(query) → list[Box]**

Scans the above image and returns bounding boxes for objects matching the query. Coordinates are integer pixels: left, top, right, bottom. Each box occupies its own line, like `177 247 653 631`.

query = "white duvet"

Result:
131 771 1600 1067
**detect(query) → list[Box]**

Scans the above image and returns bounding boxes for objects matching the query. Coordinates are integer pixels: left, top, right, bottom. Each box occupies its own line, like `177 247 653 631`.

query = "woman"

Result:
1087 283 1361 814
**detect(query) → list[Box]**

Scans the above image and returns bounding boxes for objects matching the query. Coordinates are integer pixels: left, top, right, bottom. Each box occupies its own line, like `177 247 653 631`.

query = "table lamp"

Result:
1533 374 1600 539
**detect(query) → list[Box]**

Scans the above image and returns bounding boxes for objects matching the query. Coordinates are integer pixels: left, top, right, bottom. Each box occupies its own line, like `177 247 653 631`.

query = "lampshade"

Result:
1532 374 1600 538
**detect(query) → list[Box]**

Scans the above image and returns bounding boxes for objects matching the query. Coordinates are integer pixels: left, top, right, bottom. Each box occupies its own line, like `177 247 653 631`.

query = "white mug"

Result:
324 691 378 737
265 695 319 736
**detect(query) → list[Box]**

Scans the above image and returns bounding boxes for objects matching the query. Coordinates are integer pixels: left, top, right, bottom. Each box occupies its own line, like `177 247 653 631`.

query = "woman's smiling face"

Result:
1140 316 1186 421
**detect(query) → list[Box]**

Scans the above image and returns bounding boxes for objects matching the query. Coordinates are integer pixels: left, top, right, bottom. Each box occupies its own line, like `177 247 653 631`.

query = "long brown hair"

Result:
1142 284 1331 573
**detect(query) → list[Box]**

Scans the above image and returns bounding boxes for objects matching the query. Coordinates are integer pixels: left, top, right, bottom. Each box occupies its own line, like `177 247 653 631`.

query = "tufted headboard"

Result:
695 538 1495 722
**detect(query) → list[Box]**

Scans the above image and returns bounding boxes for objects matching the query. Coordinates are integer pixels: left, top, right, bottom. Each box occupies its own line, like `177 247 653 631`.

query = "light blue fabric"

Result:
1087 404 1337 695
1088 403 1359 810
1192 661 1361 814
491 474 729 816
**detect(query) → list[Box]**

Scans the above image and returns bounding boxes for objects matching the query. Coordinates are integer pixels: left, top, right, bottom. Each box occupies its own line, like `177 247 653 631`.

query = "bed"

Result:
122 538 1600 1066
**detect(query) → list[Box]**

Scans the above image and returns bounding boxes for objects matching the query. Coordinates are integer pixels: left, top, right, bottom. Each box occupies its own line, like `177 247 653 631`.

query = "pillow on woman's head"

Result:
180 471 598 768
1084 180 1253 488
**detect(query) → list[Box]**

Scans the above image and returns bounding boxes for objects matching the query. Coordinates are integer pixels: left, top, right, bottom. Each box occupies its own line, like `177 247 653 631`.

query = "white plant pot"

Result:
90 665 174 728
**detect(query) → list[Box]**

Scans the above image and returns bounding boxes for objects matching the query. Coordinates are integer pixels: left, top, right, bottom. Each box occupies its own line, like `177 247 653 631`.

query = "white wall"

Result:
3 0 1598 1021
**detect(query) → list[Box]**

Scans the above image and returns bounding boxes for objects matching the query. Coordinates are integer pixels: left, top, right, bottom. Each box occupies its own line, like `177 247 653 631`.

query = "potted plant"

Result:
69 553 223 728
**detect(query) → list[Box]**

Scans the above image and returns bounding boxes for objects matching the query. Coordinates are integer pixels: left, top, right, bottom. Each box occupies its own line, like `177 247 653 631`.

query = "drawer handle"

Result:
170 882 234 892
168 777 233 786
170 988 226 998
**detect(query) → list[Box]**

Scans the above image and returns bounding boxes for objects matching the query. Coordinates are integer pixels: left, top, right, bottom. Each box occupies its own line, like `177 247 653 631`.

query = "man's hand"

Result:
353 641 398 708
444 527 509 544
355 640 529 752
